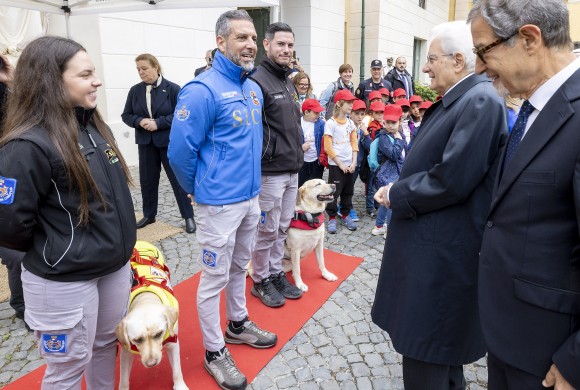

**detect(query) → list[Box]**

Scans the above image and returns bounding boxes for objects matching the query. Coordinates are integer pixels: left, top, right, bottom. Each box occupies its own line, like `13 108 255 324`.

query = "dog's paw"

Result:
296 281 309 292
322 270 338 282
173 382 190 390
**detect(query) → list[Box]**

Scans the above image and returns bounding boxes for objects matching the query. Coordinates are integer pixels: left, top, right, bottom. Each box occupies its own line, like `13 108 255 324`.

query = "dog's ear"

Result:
164 306 179 337
115 319 131 350
297 186 305 206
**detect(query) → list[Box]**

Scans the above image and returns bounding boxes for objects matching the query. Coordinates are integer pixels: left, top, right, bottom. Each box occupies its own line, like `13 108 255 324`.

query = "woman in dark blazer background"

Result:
122 53 195 233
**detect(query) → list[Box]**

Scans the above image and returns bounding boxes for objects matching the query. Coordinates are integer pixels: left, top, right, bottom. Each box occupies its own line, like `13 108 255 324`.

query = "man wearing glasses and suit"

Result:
469 0 580 388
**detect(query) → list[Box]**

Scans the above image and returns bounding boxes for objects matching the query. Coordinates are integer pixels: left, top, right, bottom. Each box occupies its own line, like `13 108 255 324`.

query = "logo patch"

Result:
42 334 67 353
175 105 190 121
105 149 119 164
250 91 260 106
222 91 239 98
0 177 17 205
202 249 217 268
259 211 266 225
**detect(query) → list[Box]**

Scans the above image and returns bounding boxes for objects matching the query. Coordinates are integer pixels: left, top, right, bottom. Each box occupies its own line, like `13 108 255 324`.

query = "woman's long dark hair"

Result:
0 36 132 224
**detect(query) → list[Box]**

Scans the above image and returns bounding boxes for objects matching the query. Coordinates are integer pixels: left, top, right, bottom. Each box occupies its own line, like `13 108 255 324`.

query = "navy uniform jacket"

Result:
371 74 507 365
479 67 580 387
121 77 180 148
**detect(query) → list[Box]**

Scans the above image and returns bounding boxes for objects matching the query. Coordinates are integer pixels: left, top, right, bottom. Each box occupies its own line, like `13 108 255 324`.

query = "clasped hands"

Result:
139 118 158 132
374 183 394 208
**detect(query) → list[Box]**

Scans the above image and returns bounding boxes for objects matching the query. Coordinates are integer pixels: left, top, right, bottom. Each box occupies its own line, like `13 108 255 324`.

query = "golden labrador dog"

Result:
283 179 337 291
115 241 188 390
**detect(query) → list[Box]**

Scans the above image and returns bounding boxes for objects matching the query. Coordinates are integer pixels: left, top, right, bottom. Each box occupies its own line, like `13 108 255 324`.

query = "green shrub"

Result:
414 82 438 102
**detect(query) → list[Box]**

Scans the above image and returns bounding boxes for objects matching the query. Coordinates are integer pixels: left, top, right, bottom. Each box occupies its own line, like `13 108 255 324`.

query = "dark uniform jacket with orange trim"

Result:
0 108 136 282
251 57 303 175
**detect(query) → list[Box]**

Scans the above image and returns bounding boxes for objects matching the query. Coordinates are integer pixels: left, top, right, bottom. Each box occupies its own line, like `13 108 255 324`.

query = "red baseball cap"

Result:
369 101 386 112
368 91 382 102
409 95 423 104
301 98 325 113
352 99 367 111
384 104 403 122
395 98 410 107
333 89 357 103
378 88 390 96
419 101 433 110
393 88 407 98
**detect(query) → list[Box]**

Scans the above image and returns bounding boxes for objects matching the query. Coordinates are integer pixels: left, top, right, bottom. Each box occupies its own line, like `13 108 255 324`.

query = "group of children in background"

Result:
298 84 434 238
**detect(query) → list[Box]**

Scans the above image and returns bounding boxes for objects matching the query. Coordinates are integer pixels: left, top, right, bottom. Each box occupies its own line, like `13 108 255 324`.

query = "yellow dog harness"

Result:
128 240 178 354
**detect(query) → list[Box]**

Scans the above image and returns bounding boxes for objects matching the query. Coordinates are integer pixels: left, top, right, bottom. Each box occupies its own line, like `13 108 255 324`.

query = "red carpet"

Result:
5 250 362 389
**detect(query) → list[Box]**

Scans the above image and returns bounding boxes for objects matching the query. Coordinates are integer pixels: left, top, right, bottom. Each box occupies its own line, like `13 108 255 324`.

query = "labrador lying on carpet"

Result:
115 241 188 390
283 179 338 292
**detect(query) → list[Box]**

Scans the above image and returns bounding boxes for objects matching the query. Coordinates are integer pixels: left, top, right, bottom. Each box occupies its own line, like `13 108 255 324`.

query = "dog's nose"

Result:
144 358 160 368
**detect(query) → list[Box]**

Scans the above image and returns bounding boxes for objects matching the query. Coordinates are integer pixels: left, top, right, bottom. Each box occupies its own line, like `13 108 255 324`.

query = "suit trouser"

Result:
402 356 466 390
196 197 260 352
22 262 131 390
0 247 25 315
138 143 193 219
251 174 298 283
487 352 548 389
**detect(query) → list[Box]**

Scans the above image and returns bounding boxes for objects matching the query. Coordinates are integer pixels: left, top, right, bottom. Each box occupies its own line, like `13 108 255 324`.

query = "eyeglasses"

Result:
426 53 454 64
298 83 310 88
472 32 516 64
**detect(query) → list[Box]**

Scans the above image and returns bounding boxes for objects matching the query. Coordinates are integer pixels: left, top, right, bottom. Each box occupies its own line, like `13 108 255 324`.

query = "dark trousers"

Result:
325 165 354 218
487 352 549 389
0 247 25 315
298 160 325 188
138 143 193 219
402 356 466 390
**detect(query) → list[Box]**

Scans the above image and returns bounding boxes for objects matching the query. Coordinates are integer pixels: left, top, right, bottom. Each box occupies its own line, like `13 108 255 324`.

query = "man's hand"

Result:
187 194 195 206
374 183 393 208
139 118 157 131
543 364 574 389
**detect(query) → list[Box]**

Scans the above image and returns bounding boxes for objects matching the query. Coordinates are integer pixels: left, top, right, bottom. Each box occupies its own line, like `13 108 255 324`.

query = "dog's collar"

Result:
290 211 324 230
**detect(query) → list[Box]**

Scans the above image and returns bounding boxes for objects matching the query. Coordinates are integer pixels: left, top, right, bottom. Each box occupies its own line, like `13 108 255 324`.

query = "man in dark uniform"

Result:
355 59 393 104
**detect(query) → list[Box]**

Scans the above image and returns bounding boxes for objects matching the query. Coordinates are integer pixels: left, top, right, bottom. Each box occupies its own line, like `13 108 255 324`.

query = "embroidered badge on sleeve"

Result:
0 177 17 205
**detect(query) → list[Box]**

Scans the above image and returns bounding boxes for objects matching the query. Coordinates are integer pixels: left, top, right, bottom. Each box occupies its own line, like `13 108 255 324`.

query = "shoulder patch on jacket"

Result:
0 177 17 205
175 105 190 121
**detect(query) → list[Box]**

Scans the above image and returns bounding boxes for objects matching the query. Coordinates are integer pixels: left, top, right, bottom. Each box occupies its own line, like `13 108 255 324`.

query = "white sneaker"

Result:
371 225 387 236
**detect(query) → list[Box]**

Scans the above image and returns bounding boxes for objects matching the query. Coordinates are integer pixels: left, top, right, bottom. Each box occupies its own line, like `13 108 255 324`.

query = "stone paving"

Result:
0 168 489 389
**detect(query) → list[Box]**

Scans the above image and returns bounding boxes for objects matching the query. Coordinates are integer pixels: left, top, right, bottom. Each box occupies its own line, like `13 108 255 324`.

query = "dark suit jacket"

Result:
121 77 180 148
479 68 580 387
194 65 209 77
385 68 414 96
371 74 507 365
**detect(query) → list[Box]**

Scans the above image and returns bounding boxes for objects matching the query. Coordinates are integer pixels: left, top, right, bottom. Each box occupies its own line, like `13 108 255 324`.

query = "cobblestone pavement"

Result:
0 168 488 389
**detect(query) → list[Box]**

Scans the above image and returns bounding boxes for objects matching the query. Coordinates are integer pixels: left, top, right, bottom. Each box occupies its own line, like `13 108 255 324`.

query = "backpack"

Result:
319 135 329 168
324 81 340 120
368 133 394 171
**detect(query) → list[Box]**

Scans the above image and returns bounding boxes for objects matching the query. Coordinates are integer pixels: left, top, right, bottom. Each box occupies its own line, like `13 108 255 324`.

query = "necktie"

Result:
145 84 153 118
401 73 409 97
504 100 534 167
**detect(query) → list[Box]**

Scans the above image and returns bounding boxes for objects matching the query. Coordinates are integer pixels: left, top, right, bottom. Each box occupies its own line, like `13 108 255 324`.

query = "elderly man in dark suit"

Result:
468 1 580 388
371 21 507 389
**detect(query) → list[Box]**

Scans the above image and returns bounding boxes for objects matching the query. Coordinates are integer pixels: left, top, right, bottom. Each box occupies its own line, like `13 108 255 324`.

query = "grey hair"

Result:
467 0 571 49
215 9 253 38
264 22 294 41
430 21 476 72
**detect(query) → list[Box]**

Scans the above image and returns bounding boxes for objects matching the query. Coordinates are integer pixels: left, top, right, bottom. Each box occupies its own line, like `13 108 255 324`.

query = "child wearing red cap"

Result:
324 90 359 233
372 104 407 237
395 98 414 145
362 100 387 218
298 98 326 187
392 88 407 102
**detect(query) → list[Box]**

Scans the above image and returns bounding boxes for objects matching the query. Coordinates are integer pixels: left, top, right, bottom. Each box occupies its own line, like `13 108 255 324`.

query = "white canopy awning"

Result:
0 0 279 16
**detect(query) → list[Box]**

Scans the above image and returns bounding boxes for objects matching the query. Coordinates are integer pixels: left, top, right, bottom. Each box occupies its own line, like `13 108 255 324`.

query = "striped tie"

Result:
503 100 534 168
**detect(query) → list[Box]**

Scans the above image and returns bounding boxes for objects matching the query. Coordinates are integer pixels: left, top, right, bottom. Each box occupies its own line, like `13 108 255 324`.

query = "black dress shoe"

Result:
136 217 155 229
185 217 196 234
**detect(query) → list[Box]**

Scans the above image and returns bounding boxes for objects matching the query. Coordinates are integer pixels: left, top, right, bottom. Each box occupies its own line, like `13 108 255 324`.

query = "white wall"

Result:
280 0 346 97
349 0 449 84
